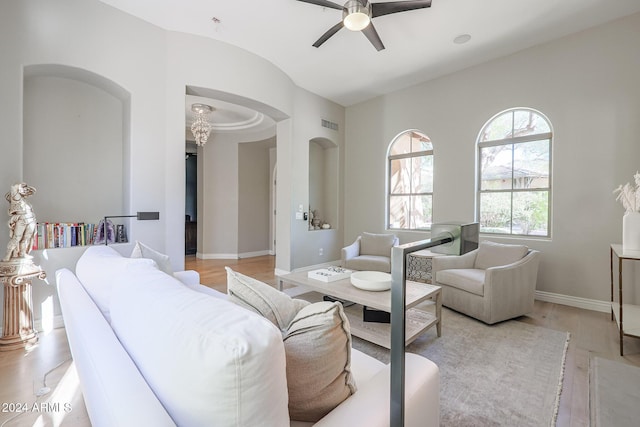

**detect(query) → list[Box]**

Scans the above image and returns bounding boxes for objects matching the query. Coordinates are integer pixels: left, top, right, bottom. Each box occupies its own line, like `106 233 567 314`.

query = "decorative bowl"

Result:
350 271 392 291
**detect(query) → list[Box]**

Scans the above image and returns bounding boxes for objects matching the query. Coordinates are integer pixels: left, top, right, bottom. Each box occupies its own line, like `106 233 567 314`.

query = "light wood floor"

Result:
1 254 638 426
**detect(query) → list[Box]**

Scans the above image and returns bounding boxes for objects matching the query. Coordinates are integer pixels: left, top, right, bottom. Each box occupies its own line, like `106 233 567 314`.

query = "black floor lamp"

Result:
102 212 160 245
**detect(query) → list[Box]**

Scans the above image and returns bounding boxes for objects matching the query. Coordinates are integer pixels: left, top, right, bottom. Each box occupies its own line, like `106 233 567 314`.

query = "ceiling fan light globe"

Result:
342 0 372 31
343 12 370 31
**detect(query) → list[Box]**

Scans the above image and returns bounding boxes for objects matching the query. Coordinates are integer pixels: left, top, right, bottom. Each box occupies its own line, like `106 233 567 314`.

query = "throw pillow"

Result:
360 232 396 257
474 241 529 270
130 241 173 275
284 301 357 422
225 268 357 422
226 267 309 331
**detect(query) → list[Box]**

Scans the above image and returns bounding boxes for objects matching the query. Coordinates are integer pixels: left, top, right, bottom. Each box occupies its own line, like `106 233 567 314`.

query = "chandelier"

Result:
190 103 213 147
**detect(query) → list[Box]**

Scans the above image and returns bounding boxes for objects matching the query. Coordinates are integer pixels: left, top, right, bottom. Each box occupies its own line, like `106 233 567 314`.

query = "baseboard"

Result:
535 290 610 313
196 252 239 260
197 250 272 260
238 250 271 259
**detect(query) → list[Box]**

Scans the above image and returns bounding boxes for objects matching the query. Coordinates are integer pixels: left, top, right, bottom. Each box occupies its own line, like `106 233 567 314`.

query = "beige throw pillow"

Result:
226 267 309 331
284 301 357 422
225 268 356 422
360 232 396 257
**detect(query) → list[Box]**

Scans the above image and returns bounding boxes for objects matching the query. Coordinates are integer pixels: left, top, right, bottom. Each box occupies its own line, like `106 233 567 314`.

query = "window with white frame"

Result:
387 130 433 230
477 108 552 236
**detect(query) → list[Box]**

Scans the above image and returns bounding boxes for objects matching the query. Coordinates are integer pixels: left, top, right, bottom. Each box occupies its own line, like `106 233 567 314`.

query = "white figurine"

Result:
3 183 38 261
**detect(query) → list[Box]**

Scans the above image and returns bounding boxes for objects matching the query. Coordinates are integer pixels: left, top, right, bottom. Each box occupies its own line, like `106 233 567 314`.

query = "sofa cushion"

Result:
344 255 392 273
226 267 309 330
474 241 528 270
360 232 396 257
75 245 157 323
130 240 173 275
226 268 356 422
110 261 289 427
436 268 486 296
285 301 357 422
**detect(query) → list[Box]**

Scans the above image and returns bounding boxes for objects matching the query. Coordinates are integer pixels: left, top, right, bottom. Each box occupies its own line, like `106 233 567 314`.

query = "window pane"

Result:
410 132 432 153
513 110 550 137
513 139 550 189
480 145 513 190
389 158 411 194
479 192 511 234
389 133 411 156
411 195 432 229
512 191 548 236
389 195 410 229
412 155 433 193
480 111 513 142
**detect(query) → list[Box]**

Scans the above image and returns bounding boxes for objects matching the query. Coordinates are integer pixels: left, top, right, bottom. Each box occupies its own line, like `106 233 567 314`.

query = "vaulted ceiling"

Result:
100 0 640 106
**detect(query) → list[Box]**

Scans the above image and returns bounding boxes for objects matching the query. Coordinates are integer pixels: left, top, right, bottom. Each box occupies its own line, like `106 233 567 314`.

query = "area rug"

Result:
589 356 640 427
344 303 570 426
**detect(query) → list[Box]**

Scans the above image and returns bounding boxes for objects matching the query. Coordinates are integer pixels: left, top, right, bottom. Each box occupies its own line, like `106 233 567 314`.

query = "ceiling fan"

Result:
297 0 432 51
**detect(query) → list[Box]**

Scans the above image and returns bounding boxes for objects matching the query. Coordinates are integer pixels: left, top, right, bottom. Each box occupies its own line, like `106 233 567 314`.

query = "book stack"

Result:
307 267 353 283
33 223 99 249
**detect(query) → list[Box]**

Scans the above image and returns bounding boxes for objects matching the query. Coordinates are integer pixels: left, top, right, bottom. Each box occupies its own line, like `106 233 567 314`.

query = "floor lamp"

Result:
103 212 160 245
390 222 479 426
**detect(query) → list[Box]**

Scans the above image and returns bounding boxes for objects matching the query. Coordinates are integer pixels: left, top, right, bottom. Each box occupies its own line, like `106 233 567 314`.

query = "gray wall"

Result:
23 75 124 223
238 141 272 255
197 130 276 259
289 88 345 270
345 12 640 304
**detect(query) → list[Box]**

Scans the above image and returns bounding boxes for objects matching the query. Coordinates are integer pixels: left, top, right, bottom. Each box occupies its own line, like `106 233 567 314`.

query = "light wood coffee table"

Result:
277 270 441 349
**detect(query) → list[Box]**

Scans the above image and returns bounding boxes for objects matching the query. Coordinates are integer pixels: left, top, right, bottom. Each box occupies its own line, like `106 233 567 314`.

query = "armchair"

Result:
341 232 399 273
431 241 540 324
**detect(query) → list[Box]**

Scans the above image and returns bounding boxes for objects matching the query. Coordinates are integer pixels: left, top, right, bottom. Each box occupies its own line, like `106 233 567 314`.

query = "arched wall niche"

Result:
23 64 131 225
308 136 338 231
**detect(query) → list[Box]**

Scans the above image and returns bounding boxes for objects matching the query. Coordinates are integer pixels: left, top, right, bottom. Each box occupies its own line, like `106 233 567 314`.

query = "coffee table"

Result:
277 270 441 349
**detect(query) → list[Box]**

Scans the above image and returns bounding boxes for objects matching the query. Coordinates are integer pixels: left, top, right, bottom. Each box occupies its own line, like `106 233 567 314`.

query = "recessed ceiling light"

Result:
453 34 471 45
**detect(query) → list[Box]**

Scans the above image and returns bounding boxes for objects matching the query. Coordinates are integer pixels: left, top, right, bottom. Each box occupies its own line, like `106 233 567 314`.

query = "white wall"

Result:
0 0 344 329
345 12 640 304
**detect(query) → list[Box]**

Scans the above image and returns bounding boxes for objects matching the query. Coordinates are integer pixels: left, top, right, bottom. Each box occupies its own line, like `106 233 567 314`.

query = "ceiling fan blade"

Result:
362 22 385 51
312 21 345 48
372 0 432 18
296 0 344 11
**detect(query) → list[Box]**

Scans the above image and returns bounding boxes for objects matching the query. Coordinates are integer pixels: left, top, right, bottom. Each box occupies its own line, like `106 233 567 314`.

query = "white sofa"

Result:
56 245 440 427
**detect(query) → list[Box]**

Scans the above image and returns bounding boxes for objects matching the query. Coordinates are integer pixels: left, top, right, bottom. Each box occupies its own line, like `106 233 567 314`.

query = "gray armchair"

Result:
431 241 540 324
341 232 399 273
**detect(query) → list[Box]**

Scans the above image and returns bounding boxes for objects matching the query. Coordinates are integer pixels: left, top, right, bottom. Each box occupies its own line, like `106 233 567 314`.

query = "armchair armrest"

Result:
341 237 361 265
173 270 200 286
432 249 478 273
484 250 541 322
314 354 439 427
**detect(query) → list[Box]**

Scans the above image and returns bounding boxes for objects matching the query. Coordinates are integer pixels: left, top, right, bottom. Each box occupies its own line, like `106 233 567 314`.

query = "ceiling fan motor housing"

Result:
343 0 372 31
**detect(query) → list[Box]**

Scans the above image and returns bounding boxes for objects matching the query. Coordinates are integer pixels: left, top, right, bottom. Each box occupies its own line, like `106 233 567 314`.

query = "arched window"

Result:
477 108 552 236
387 130 433 230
